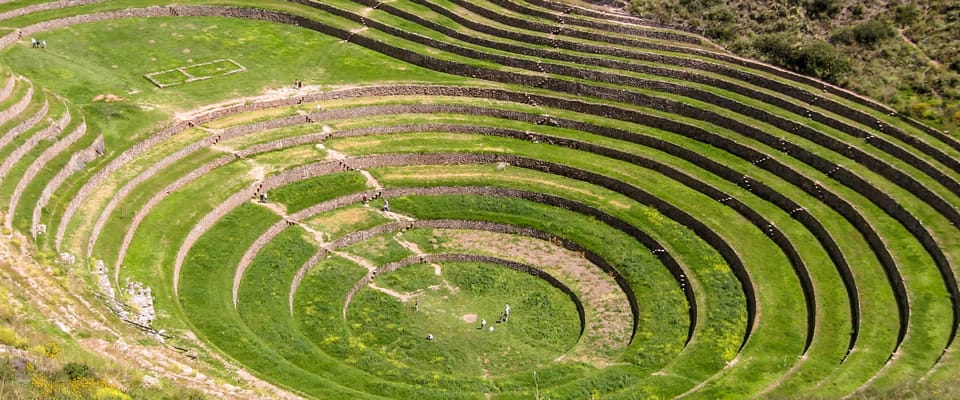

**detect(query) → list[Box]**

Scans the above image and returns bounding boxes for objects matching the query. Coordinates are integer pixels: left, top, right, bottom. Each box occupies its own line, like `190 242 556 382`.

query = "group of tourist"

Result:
427 304 512 341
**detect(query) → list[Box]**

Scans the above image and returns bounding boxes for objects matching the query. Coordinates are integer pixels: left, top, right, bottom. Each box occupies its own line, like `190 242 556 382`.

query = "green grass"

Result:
304 204 392 241
180 59 243 79
0 12 467 165
348 261 582 377
341 234 414 266
145 69 189 87
269 172 369 213
1 0 958 398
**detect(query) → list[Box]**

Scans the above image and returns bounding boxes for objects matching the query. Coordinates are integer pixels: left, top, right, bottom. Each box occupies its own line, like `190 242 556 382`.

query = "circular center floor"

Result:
344 261 583 379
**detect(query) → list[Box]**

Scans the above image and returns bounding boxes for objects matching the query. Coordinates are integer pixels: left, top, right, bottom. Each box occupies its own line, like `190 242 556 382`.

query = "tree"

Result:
793 40 852 83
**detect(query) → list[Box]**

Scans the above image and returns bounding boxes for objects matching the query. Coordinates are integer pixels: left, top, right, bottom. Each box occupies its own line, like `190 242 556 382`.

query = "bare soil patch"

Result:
91 94 126 102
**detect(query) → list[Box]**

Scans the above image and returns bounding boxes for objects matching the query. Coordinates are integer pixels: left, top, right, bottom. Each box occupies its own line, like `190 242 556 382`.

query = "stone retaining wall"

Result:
0 0 104 22
0 108 69 180
33 134 102 238
0 74 14 102
112 155 235 276
6 117 86 230
0 98 47 150
3 0 944 156
231 221 290 306
0 85 32 125
172 160 346 295
99 83 908 350
3 3 940 352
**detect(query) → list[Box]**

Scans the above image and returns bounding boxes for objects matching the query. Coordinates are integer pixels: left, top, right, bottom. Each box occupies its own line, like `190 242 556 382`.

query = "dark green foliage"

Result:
804 0 841 19
850 1 866 17
630 0 736 40
830 26 856 45
753 33 797 66
754 34 851 83
895 5 920 26
61 362 95 381
678 0 722 10
702 7 738 41
852 20 895 48
793 40 853 82
630 0 958 133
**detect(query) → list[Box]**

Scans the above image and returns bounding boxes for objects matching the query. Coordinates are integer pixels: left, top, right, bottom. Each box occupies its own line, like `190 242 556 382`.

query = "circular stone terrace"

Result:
0 0 959 399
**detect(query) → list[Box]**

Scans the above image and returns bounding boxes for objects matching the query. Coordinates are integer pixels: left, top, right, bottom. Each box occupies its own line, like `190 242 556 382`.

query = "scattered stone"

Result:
59 252 75 265
142 374 161 388
125 280 156 326
55 320 71 333
92 94 126 103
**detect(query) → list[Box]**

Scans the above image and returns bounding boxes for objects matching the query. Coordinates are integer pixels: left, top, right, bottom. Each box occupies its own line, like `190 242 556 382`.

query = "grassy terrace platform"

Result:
0 0 958 398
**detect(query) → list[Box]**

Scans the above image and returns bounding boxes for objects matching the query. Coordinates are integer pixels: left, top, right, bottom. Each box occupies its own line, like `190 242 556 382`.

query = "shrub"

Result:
894 5 920 27
0 326 27 349
850 1 865 17
793 40 852 83
853 20 895 48
910 102 937 120
805 0 841 20
678 0 722 11
755 34 851 84
61 362 95 381
40 342 61 359
753 33 796 66
830 27 856 45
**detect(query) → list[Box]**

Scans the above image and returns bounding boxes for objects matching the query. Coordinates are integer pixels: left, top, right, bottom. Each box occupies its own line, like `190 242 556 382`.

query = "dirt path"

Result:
898 29 941 69
299 223 328 247
360 170 382 189
394 235 442 275
332 250 411 302
173 84 324 122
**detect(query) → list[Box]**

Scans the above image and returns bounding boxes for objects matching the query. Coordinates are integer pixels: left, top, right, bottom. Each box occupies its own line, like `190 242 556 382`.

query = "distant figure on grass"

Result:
504 304 511 322
426 333 434 341
480 319 487 330
361 193 368 204
31 38 46 48
382 199 390 212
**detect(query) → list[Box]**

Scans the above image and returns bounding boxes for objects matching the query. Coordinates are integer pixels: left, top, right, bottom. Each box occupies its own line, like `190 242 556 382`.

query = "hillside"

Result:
630 0 960 134
0 0 959 398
